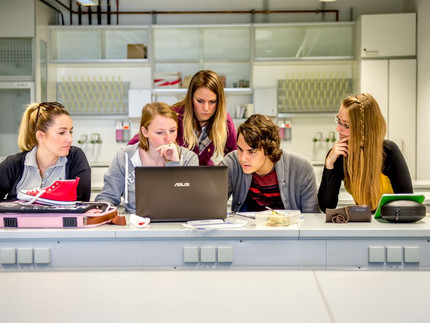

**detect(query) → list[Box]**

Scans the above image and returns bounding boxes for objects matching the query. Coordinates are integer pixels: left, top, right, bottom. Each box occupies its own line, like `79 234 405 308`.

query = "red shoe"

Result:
18 177 80 206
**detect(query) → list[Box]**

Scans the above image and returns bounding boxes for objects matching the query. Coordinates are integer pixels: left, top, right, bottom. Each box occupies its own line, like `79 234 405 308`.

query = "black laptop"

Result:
135 166 228 222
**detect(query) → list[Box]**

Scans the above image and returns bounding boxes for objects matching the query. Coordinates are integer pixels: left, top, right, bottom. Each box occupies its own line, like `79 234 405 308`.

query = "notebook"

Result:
134 166 228 222
374 193 425 218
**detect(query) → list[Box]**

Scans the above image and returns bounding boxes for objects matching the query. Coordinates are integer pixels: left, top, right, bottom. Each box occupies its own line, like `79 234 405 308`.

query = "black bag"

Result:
380 200 426 223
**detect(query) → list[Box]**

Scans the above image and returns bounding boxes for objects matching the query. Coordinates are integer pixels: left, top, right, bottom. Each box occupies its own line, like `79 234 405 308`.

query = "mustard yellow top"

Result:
380 173 394 195
346 173 394 205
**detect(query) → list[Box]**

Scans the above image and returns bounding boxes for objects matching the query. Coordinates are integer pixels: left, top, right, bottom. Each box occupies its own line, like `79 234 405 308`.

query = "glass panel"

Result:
153 28 200 61
104 29 148 59
51 29 100 60
255 24 353 59
0 38 32 77
0 88 31 156
301 25 353 57
255 27 303 58
203 27 250 60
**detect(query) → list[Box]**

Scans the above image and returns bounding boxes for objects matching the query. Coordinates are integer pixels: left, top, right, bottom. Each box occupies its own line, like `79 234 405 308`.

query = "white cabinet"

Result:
0 0 34 37
359 13 416 58
253 88 277 116
357 13 417 178
152 25 251 90
50 26 149 62
0 0 36 78
388 59 416 178
360 60 389 118
359 59 416 178
49 26 151 116
254 22 353 60
152 25 253 120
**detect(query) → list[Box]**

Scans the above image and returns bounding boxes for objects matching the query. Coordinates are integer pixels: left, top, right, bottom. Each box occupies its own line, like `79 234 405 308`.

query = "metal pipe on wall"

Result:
69 0 72 25
78 3 82 24
116 0 119 24
51 0 340 24
97 0 101 25
107 0 111 25
38 0 66 25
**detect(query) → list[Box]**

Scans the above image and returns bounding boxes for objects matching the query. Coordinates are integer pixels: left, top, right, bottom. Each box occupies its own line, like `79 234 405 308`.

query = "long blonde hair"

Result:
342 93 386 210
173 70 227 155
18 102 69 152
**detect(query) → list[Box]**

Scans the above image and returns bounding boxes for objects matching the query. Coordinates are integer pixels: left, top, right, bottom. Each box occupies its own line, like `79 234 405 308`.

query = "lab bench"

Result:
2 213 430 271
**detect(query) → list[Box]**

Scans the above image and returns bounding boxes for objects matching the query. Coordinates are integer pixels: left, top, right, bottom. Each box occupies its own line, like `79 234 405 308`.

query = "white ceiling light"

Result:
77 0 98 6
319 0 337 2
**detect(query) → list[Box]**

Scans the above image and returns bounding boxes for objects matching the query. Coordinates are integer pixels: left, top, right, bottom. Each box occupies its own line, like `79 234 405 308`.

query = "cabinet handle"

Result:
363 48 379 56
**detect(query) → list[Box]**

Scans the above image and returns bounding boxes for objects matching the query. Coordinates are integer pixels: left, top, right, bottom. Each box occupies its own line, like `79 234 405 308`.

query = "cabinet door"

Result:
360 60 389 119
254 23 353 60
360 13 416 58
388 59 416 178
253 88 277 116
50 27 149 61
360 59 416 178
0 0 34 37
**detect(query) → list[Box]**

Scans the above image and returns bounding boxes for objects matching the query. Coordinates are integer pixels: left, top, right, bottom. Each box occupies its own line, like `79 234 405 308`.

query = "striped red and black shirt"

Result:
244 168 284 211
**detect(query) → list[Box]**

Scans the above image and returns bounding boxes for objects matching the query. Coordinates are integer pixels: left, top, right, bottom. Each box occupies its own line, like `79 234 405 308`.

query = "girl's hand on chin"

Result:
325 137 349 169
156 144 179 162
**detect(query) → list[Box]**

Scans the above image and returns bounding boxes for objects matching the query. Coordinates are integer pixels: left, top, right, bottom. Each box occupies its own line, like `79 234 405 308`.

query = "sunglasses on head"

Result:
35 102 65 126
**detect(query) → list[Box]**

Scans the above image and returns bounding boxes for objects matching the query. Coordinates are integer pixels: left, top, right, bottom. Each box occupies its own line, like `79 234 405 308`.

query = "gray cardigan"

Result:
221 150 320 213
95 143 199 214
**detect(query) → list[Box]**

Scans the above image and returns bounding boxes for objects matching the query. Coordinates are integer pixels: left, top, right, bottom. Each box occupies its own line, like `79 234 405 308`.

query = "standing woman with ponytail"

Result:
128 70 237 165
0 102 91 202
318 93 413 213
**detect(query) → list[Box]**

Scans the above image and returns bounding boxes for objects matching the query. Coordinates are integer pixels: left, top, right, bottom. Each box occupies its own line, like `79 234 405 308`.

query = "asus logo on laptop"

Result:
174 182 190 187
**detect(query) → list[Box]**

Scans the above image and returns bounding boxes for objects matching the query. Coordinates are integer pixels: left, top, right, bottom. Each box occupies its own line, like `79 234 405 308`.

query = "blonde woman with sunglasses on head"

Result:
0 102 91 202
318 93 413 213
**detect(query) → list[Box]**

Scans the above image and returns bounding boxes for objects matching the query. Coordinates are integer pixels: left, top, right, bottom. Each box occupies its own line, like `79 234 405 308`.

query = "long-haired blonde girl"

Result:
318 93 413 212
172 70 237 165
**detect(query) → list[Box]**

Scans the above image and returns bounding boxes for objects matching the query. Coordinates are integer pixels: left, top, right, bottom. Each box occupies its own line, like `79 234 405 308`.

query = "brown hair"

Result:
342 93 386 210
18 102 69 152
139 102 178 151
238 114 282 163
173 70 227 154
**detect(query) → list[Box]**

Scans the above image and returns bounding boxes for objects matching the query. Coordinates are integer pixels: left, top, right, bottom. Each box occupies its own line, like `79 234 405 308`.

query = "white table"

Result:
1 214 430 271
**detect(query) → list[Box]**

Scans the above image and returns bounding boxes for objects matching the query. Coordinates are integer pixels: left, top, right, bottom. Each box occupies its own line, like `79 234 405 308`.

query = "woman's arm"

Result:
0 153 24 201
94 150 125 207
224 113 237 155
318 151 344 213
66 147 91 202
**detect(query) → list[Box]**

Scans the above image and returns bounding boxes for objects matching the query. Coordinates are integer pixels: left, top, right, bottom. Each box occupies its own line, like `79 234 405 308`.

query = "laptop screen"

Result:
135 166 228 222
